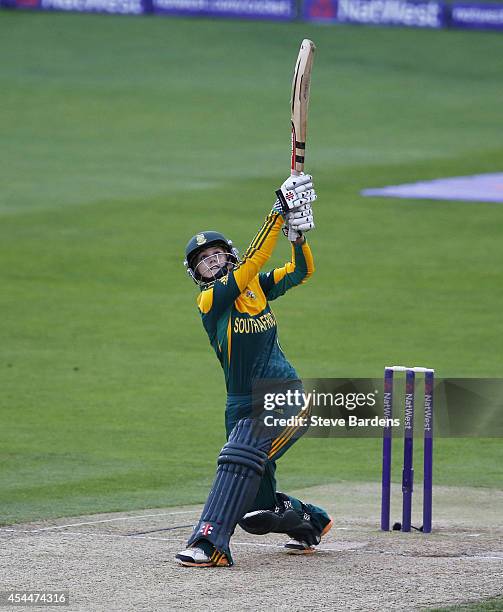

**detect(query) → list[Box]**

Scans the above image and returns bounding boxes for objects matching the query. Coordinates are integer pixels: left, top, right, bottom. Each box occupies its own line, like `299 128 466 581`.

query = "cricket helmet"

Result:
184 231 239 287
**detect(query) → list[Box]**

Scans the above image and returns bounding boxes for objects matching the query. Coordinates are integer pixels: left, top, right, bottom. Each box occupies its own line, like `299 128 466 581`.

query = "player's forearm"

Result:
273 240 314 286
293 240 314 283
234 212 283 291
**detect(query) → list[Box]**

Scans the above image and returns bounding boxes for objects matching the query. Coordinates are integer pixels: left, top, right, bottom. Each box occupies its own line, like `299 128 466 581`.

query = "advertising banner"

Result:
152 0 295 20
304 0 446 28
2 0 146 11
450 2 503 29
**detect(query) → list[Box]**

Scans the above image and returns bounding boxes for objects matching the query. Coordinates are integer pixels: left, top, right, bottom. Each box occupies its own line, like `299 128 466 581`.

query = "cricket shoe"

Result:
284 516 334 555
176 546 230 568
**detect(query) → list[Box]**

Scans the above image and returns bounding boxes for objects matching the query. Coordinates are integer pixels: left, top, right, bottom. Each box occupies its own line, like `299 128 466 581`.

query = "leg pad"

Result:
186 419 272 561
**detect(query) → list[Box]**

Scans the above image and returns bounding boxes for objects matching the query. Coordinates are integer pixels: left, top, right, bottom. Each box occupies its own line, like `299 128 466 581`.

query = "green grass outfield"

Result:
433 596 503 611
1 13 503 524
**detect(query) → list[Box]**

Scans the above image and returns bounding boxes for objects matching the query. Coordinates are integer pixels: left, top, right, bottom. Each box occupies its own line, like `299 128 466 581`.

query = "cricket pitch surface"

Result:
1 483 502 611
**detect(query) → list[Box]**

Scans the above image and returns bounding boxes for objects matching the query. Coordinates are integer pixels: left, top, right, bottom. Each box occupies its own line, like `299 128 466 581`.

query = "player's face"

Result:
195 246 229 280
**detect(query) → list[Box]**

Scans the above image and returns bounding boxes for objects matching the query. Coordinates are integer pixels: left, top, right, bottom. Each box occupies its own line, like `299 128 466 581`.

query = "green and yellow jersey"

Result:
196 212 314 396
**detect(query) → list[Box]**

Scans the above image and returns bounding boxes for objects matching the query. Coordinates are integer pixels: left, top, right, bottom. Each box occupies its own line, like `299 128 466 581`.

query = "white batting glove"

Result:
274 174 317 216
283 203 315 241
287 203 315 231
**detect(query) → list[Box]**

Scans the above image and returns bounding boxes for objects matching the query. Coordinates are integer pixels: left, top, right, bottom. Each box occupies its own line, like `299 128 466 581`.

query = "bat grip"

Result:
291 122 305 176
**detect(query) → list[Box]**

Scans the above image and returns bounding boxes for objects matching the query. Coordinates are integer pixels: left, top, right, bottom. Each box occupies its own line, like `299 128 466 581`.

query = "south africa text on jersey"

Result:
233 312 277 334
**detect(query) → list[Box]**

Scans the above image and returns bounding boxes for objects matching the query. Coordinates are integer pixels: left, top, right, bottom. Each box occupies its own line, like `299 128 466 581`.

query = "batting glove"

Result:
282 203 315 241
274 174 317 216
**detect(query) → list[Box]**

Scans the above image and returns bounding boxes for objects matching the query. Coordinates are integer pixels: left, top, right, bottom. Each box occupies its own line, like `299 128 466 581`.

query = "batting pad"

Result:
186 418 271 564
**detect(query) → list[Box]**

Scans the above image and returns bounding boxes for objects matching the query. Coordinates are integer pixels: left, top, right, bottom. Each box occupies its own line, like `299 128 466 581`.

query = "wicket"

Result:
381 365 434 533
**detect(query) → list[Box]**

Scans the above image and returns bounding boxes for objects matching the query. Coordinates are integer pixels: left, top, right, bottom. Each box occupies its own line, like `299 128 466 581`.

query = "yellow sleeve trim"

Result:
273 243 296 283
197 288 214 314
301 241 315 283
233 213 283 292
241 213 281 264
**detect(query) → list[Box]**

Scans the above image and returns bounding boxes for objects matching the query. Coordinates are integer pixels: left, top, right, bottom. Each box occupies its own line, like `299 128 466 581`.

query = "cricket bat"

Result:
290 39 316 176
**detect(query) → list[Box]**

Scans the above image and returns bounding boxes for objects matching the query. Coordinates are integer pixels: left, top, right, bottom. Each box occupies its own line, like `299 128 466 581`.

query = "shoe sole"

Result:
176 555 230 568
177 560 216 567
285 515 334 555
285 546 316 555
321 517 334 537
177 559 231 567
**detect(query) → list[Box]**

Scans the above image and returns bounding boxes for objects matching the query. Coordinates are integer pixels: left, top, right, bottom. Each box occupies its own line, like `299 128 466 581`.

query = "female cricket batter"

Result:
177 174 332 567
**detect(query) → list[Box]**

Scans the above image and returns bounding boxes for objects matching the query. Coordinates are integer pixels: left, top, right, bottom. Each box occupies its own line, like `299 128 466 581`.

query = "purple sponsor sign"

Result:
1 0 40 8
3 0 146 11
303 0 337 21
362 173 503 204
41 0 145 11
304 0 445 27
450 2 503 30
153 0 295 19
